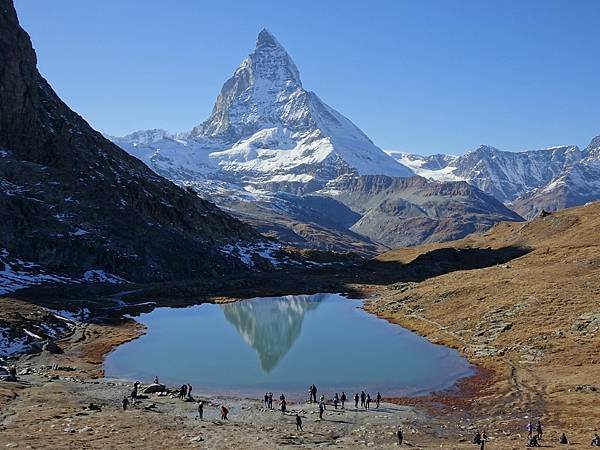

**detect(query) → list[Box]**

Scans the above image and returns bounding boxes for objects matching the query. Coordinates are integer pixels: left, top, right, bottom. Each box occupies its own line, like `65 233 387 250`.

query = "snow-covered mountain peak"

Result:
114 29 413 192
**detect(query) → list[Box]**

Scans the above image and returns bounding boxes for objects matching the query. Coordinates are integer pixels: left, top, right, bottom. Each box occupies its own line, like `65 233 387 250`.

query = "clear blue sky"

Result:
14 0 600 154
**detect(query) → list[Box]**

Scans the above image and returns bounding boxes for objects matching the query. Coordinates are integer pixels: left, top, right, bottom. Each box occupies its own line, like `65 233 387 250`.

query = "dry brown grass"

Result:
366 201 600 443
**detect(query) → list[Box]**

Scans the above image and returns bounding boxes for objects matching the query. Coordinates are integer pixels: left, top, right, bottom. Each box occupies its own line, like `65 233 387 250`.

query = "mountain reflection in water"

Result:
220 294 324 371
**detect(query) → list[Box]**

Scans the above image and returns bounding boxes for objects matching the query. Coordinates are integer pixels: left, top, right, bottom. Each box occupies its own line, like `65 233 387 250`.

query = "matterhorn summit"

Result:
114 29 412 192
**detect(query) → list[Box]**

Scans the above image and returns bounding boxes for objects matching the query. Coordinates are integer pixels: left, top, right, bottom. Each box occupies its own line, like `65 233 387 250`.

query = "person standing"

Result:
480 430 487 450
360 391 366 408
268 392 273 409
312 385 318 404
340 392 346 409
318 402 324 420
365 393 371 409
264 392 269 408
354 393 359 409
527 421 533 439
198 401 204 420
153 376 159 384
122 396 129 411
536 420 543 440
221 405 229 420
397 427 403 446
333 393 339 409
187 384 193 399
280 398 287 413
376 392 382 408
296 414 303 432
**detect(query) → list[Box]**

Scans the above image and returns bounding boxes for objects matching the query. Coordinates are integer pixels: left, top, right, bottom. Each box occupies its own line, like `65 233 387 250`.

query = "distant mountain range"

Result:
390 136 600 219
112 29 524 254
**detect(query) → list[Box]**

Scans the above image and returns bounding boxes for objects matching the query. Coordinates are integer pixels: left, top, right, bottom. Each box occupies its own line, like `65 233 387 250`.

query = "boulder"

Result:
143 383 166 394
42 339 63 354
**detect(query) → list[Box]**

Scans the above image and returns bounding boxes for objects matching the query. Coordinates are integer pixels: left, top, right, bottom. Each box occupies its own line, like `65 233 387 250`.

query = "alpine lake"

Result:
105 293 474 400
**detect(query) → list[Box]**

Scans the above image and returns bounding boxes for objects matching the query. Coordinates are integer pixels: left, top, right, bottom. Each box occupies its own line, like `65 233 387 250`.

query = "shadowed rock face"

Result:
220 294 322 371
0 0 260 282
319 175 524 248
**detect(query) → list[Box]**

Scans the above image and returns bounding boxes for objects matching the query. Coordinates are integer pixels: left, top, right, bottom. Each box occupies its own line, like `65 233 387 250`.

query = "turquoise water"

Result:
105 293 473 399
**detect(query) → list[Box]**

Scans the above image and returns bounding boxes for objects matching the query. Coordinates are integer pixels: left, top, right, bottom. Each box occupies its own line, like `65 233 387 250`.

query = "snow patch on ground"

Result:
0 328 30 357
220 241 283 268
0 249 74 295
83 270 127 284
48 308 91 324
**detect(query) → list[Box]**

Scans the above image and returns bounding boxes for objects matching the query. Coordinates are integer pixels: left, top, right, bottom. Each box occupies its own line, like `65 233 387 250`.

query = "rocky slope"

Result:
319 175 523 248
0 0 279 292
390 137 600 218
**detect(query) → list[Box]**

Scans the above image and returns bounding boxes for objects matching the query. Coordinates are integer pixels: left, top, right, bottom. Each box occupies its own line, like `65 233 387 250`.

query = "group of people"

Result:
263 392 274 409
178 383 193 400
121 378 600 448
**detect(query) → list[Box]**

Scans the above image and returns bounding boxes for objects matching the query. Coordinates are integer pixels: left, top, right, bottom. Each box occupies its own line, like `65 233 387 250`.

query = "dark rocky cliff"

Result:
0 0 261 282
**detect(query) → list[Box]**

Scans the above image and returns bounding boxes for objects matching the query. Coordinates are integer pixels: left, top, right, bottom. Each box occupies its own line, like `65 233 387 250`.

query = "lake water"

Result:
105 293 473 399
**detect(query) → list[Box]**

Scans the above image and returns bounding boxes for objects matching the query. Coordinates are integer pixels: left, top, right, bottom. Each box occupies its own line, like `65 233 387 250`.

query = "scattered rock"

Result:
43 339 63 354
571 312 600 334
143 383 166 394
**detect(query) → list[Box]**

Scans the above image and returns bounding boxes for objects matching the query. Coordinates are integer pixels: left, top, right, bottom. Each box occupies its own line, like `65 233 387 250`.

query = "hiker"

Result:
296 414 303 431
354 393 359 409
591 433 600 446
122 396 129 411
360 391 366 408
179 384 187 400
318 402 324 420
397 427 403 445
527 435 541 447
376 392 382 408
198 401 204 420
153 376 159 384
131 382 139 400
365 393 371 409
480 430 487 450
319 394 325 408
559 433 568 444
308 385 313 403
472 431 482 444
340 392 347 409
333 393 339 409
264 393 269 408
535 420 542 440
280 393 286 402
280 398 287 413
527 421 533 439
220 405 229 420
311 384 318 403
187 384 193 399
268 392 273 409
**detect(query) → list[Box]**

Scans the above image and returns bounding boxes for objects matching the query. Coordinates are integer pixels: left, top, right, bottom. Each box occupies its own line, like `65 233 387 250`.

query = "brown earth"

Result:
366 201 600 446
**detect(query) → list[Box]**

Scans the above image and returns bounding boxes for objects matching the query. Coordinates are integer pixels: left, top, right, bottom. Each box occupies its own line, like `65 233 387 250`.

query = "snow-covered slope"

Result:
388 145 584 203
387 139 600 218
510 136 600 218
113 29 412 193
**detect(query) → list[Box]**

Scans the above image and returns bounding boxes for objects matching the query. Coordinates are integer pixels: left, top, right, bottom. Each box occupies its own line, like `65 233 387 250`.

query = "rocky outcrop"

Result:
318 175 524 248
0 0 265 284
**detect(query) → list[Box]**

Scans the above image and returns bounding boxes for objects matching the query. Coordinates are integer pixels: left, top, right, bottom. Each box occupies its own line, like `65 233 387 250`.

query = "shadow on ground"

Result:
14 245 531 316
